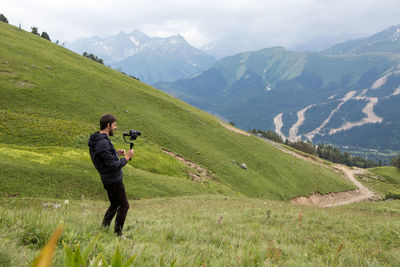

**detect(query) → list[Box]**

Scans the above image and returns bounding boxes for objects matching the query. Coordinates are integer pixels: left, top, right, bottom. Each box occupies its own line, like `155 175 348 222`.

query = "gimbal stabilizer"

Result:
123 130 141 160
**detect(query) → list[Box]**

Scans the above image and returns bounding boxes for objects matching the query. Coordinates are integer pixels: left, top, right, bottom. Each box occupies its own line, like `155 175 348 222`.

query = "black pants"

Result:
102 181 129 235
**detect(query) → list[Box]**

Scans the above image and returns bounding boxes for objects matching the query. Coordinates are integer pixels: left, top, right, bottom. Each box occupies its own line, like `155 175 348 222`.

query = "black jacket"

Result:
88 132 128 185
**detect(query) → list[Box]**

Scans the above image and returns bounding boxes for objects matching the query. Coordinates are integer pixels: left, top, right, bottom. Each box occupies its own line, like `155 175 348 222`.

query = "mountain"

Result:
155 46 400 155
0 22 354 200
66 30 216 84
201 37 251 59
66 30 152 62
290 33 355 52
112 35 216 84
323 24 400 55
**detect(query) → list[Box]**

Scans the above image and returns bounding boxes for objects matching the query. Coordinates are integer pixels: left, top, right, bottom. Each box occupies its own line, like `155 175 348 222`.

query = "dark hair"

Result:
100 114 117 130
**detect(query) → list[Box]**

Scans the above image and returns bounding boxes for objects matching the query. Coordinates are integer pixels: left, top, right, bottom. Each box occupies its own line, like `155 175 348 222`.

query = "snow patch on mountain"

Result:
275 69 400 143
129 36 139 46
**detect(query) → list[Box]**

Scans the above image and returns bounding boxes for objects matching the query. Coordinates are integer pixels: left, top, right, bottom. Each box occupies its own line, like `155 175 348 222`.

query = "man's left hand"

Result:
117 149 126 156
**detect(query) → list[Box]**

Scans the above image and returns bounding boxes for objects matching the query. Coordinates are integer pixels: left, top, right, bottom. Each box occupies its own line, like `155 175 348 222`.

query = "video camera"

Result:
123 130 141 160
123 130 141 149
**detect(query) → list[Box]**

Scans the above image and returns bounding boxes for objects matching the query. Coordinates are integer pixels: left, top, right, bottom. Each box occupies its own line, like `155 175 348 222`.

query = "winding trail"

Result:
261 138 378 207
291 165 377 207
221 111 380 208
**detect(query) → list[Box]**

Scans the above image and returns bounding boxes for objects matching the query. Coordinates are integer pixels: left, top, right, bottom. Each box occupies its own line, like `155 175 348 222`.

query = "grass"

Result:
0 196 399 266
0 22 356 200
0 143 234 200
356 167 400 196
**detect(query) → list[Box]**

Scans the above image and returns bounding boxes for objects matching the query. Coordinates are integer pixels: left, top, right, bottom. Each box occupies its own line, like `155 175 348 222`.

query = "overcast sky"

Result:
2 0 400 50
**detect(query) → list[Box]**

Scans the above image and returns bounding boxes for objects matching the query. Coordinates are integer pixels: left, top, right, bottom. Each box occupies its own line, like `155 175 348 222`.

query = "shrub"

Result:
41 31 51 41
31 26 40 36
384 193 400 200
391 156 400 169
0 14 8 23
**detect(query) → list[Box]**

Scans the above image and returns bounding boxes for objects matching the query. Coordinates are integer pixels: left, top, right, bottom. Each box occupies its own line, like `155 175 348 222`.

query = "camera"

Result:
123 129 141 141
123 129 141 146
123 130 141 161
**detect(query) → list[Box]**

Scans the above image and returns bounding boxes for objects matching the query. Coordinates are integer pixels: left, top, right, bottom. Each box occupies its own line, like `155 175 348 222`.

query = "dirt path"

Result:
219 123 378 207
261 138 378 207
162 149 215 183
291 165 378 207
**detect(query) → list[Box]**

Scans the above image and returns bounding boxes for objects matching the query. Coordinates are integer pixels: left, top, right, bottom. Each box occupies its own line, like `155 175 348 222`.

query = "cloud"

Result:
2 0 400 50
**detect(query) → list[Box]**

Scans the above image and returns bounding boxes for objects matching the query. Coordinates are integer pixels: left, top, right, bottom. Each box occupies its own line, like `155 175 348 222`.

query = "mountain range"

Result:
66 30 216 84
155 25 400 158
323 24 400 55
289 33 356 52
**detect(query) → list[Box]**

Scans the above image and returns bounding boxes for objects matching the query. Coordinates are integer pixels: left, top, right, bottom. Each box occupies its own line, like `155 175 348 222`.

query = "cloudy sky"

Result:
2 0 400 51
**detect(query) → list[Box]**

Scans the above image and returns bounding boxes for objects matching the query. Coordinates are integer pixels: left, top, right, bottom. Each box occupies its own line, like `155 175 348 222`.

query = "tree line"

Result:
30 26 51 41
1 13 53 42
250 129 400 169
82 52 104 64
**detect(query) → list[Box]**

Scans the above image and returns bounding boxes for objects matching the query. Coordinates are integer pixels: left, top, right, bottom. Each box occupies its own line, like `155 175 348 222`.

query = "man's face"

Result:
109 121 117 136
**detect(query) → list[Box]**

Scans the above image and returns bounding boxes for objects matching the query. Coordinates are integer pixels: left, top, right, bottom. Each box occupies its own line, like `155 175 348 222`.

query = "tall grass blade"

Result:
111 244 122 267
90 253 103 267
62 241 73 267
122 254 137 267
71 246 85 267
170 258 177 267
83 234 100 262
31 225 63 267
101 255 109 267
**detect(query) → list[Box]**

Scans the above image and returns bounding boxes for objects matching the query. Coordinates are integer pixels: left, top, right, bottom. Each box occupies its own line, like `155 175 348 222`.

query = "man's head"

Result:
100 114 117 136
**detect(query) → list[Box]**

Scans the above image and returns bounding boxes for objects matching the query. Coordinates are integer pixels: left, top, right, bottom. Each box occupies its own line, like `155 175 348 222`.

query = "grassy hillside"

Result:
356 167 400 196
0 22 355 200
1 196 399 266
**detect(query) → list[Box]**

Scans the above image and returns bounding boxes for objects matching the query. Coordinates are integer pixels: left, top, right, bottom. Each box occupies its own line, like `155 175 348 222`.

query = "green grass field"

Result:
1 196 399 266
0 22 356 200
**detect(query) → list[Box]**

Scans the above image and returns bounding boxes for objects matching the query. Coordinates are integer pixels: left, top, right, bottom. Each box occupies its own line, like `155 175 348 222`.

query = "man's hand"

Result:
125 149 134 161
117 149 126 156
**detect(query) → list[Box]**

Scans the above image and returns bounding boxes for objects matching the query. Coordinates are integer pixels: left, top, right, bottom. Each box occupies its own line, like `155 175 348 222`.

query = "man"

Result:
88 114 134 237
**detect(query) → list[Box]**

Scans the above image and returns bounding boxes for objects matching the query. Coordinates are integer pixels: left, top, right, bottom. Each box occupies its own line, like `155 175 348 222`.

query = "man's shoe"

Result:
116 232 127 239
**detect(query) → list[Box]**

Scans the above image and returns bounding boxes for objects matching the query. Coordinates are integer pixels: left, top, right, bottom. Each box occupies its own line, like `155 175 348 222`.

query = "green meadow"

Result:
1 196 399 266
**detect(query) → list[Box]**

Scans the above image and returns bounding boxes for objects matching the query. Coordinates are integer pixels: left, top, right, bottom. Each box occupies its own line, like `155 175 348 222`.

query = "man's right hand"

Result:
125 149 134 161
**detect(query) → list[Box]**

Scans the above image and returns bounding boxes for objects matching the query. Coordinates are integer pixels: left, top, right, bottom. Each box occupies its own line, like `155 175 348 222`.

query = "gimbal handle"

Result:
129 142 134 161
